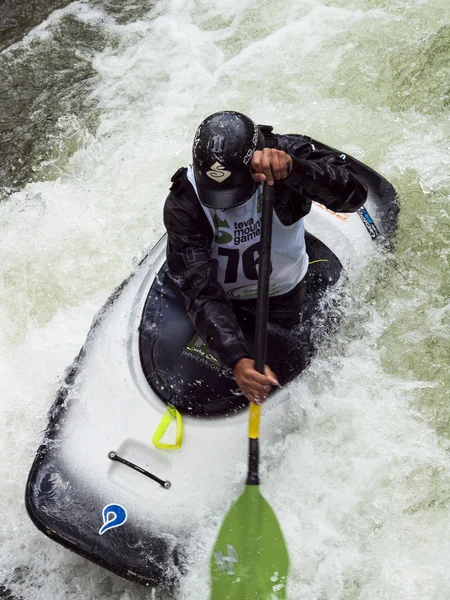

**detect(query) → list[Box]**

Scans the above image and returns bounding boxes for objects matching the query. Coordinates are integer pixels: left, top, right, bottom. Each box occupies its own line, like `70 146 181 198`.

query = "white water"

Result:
1 0 450 598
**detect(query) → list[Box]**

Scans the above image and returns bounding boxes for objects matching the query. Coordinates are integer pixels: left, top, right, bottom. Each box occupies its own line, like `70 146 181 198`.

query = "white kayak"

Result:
26 138 398 587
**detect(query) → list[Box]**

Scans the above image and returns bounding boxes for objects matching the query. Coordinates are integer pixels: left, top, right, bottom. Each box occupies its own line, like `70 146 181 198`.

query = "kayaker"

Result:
163 111 368 402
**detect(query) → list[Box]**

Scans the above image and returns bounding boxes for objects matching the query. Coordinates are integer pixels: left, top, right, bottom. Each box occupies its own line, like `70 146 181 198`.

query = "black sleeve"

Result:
275 134 368 213
163 189 251 369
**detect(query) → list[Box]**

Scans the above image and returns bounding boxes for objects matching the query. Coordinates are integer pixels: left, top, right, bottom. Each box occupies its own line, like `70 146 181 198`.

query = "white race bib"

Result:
187 166 308 299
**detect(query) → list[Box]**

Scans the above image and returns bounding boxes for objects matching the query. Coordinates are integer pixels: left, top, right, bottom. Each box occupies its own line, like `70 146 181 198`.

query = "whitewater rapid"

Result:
1 0 449 598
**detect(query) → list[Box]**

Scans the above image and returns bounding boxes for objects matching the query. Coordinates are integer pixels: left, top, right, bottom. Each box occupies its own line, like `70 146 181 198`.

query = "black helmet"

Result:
192 111 265 209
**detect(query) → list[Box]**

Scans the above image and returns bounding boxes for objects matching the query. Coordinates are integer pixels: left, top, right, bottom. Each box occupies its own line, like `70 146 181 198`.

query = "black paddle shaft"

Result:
254 183 275 374
247 184 274 486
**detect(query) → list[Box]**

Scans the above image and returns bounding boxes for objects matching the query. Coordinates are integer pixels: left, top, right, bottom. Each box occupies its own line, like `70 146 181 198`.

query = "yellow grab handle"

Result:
152 405 183 450
248 402 261 440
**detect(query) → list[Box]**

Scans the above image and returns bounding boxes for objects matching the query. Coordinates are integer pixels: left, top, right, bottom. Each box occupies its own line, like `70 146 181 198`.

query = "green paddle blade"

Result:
210 485 289 599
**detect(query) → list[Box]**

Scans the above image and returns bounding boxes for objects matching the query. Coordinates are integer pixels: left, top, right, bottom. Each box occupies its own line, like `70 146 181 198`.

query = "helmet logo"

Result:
207 162 231 183
211 135 225 153
242 127 259 165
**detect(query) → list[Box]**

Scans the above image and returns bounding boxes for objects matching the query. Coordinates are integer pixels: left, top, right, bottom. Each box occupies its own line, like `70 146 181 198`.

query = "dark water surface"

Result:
0 0 153 198
0 0 71 50
1 0 100 197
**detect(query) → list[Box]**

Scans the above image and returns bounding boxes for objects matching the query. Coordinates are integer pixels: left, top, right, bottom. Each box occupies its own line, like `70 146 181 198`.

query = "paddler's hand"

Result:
251 149 293 186
232 357 279 403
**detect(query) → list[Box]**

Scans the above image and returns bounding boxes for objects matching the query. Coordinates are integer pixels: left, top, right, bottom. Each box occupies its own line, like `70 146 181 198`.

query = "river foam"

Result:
1 0 449 598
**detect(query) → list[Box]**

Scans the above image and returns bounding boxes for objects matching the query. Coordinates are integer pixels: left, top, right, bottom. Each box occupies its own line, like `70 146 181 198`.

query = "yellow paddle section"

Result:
248 402 261 440
152 405 183 450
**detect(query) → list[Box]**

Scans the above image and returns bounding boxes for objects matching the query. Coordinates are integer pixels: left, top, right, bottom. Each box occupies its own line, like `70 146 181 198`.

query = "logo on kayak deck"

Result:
357 206 380 239
312 201 349 222
182 334 221 371
207 162 232 182
99 503 127 535
214 545 239 575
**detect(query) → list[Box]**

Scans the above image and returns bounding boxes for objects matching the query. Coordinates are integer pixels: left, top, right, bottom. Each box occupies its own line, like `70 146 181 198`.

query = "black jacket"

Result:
163 132 368 368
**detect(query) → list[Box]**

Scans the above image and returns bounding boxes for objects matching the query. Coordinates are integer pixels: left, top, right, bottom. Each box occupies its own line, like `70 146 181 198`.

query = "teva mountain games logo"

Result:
227 282 280 300
213 213 261 246
213 213 232 244
207 162 231 182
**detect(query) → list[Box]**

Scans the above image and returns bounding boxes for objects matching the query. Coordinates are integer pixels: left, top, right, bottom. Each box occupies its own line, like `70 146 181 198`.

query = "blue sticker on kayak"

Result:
99 503 127 535
357 206 380 240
